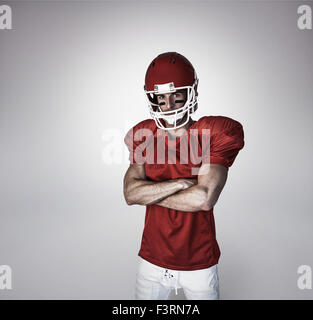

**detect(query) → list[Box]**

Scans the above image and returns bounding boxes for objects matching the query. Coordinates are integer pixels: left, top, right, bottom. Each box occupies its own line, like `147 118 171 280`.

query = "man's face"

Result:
155 89 187 114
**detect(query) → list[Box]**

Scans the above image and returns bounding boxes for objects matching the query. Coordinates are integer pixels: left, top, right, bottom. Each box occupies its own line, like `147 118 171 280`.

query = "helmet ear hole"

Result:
147 93 157 103
147 93 159 111
151 94 158 105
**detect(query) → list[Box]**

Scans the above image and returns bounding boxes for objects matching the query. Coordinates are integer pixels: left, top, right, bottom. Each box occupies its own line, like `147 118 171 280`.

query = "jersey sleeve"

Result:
124 120 154 164
202 116 245 168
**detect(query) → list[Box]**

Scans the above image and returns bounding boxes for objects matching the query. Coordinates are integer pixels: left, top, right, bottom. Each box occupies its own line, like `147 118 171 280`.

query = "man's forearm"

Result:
125 178 186 206
156 183 222 212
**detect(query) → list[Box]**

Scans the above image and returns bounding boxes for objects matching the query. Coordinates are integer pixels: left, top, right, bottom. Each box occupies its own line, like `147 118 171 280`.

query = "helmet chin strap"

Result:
165 113 185 125
157 106 186 125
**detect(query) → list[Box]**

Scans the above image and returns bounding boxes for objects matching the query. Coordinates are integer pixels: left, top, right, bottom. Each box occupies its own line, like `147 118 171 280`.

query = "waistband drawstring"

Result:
175 272 179 295
164 269 179 295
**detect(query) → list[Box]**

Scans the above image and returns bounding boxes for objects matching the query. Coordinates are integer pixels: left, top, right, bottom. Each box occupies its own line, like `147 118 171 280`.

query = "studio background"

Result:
0 0 312 299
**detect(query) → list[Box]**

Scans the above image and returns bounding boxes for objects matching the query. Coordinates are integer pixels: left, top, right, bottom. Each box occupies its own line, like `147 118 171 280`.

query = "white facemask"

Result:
145 79 199 131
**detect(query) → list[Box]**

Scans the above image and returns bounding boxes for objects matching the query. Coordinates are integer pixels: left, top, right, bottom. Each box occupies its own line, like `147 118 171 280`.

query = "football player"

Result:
123 52 245 300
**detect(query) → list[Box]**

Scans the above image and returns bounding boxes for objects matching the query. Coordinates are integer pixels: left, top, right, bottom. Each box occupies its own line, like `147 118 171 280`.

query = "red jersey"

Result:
124 116 244 270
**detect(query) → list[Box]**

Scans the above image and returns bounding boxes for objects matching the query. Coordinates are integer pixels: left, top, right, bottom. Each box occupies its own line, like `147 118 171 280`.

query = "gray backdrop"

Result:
0 0 312 299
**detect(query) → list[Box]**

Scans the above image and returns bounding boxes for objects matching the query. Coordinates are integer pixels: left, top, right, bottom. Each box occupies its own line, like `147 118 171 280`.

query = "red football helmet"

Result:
144 52 199 130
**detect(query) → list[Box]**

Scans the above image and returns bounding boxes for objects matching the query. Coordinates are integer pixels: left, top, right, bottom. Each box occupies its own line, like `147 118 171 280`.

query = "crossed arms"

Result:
123 163 228 212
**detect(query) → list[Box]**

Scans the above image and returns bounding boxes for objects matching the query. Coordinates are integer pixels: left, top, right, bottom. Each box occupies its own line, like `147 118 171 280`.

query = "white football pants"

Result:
135 257 219 300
